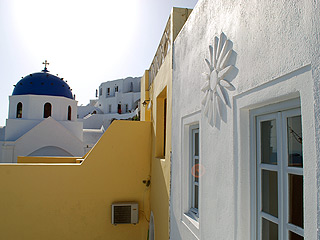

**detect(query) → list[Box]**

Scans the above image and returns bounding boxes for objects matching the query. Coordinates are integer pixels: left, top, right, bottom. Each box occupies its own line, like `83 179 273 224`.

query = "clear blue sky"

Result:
0 0 198 126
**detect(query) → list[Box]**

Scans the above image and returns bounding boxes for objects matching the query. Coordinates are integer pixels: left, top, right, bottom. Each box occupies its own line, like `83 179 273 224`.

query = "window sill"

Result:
182 212 200 238
184 212 199 228
155 156 166 161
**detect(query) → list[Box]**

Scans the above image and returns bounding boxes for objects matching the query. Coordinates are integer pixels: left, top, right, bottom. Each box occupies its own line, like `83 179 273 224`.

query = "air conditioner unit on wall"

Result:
111 202 139 225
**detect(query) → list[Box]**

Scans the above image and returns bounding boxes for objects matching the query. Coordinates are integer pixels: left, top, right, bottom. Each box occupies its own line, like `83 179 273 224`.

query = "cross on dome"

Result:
42 60 50 72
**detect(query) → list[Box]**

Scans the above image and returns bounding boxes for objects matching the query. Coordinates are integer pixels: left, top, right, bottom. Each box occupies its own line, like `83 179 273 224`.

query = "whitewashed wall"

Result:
77 104 101 118
13 117 83 160
1 94 83 162
9 95 77 121
0 118 83 163
170 0 320 239
80 109 139 129
97 77 140 114
6 95 80 141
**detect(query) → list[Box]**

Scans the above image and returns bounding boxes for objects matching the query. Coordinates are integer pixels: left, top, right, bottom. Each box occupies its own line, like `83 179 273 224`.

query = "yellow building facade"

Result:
140 7 192 240
0 121 151 240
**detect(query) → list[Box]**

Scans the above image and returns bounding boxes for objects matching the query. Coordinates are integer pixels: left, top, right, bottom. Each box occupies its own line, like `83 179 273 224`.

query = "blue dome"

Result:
12 71 73 99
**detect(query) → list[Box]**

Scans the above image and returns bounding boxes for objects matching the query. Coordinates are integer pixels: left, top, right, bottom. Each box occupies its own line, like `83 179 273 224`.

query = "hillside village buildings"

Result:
0 1 320 240
78 77 141 153
78 77 141 122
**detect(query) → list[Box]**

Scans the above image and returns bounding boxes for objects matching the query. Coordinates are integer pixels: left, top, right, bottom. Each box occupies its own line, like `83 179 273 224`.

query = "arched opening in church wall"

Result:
16 102 22 118
68 106 72 121
43 102 52 118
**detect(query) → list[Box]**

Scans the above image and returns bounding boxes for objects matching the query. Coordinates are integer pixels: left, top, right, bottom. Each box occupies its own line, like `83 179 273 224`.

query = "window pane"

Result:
194 185 199 209
194 132 199 156
195 176 199 183
287 116 303 167
289 174 304 228
262 218 278 240
289 231 304 240
262 170 278 217
195 158 199 166
261 120 277 165
194 158 199 182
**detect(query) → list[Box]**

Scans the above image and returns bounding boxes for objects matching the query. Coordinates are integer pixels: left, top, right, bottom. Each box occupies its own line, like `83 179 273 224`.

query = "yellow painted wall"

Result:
18 156 81 163
0 121 151 240
171 8 193 41
140 8 192 240
140 70 151 122
148 48 172 240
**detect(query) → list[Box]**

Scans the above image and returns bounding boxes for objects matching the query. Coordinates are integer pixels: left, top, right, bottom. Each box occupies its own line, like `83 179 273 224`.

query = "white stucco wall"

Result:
1 117 84 163
1 94 83 162
13 117 83 160
170 0 319 239
97 77 141 114
9 95 77 121
83 128 104 154
79 109 139 129
0 127 5 141
4 119 41 141
5 94 81 141
77 104 101 118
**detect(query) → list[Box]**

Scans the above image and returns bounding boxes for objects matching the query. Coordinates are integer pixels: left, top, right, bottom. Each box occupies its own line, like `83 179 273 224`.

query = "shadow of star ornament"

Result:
201 33 236 127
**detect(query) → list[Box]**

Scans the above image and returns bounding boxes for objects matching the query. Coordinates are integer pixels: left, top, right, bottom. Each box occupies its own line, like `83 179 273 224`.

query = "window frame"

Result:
180 111 201 238
130 82 133 92
43 102 52 118
155 88 167 158
16 102 22 118
189 125 199 218
251 102 303 240
67 106 72 121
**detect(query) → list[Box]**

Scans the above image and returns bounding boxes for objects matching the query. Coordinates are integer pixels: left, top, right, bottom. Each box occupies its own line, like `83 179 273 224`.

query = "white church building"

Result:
0 63 84 163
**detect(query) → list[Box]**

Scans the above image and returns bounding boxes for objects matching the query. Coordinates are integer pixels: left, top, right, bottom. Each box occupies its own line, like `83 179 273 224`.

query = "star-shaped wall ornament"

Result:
201 33 237 127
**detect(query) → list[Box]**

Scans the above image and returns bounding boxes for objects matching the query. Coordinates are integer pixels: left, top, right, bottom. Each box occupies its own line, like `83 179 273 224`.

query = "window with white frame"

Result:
189 125 199 217
255 108 303 240
108 104 112 113
125 104 128 113
181 112 201 237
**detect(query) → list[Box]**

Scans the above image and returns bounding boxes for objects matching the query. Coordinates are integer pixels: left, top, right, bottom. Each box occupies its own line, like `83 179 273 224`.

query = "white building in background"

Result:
0 64 84 163
78 77 141 127
78 77 141 154
97 77 141 115
170 0 319 239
